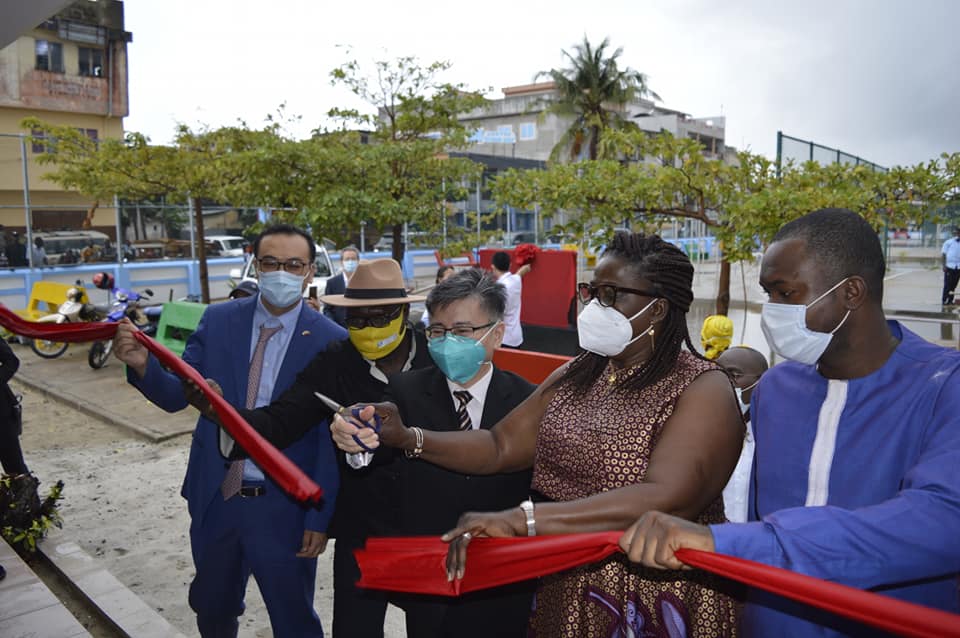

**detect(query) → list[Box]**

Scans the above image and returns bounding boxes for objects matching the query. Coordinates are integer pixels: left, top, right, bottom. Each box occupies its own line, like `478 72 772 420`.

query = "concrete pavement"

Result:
13 342 195 442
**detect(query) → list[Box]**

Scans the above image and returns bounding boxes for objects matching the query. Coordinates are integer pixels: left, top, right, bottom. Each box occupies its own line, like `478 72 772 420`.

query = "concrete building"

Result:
0 0 131 243
459 81 727 163
446 82 730 242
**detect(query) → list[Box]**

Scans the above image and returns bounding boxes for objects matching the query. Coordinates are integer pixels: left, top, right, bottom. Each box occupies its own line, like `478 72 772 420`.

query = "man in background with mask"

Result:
716 345 768 523
323 245 361 327
619 209 960 637
113 224 344 638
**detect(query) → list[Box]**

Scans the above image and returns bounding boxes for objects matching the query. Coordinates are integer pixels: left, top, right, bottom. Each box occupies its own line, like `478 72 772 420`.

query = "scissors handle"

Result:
350 407 382 453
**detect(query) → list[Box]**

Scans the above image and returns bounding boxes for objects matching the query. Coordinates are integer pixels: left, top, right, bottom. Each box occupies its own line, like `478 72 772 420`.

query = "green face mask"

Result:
349 315 406 360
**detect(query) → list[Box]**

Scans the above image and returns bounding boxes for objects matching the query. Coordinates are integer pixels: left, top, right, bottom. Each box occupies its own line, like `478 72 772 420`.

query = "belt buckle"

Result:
239 485 265 498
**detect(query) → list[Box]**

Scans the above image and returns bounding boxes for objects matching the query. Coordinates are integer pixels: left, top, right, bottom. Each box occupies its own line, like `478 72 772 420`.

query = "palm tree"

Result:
537 37 660 162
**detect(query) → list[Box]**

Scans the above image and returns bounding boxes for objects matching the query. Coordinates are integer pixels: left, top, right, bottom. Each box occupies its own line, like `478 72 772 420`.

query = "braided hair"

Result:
553 231 708 394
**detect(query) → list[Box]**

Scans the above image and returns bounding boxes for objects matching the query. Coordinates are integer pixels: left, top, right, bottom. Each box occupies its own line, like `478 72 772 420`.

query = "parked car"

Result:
205 235 247 257
229 243 335 298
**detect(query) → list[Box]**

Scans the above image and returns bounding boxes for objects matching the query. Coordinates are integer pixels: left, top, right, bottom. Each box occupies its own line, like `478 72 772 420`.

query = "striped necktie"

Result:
221 323 282 500
454 390 473 431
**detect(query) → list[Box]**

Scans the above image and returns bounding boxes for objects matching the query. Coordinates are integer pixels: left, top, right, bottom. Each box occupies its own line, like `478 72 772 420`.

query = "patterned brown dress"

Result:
529 351 739 638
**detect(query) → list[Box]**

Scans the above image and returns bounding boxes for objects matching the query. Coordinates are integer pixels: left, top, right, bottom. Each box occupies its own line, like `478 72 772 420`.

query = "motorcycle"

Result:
30 282 105 359
88 286 155 369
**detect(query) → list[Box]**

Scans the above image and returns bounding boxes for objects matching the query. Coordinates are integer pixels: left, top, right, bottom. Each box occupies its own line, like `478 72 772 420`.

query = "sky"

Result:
121 0 960 168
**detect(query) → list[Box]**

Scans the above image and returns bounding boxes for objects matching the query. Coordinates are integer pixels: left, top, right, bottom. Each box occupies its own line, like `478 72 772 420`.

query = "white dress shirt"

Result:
242 297 302 482
444 362 494 429
497 272 523 347
346 329 419 469
943 237 960 269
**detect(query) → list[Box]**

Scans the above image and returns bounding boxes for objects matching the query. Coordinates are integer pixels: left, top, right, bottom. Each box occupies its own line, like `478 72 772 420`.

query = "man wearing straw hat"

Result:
229 258 435 637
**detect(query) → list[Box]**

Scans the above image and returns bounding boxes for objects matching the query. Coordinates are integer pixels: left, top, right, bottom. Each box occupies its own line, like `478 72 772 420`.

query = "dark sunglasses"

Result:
577 282 658 308
345 305 404 329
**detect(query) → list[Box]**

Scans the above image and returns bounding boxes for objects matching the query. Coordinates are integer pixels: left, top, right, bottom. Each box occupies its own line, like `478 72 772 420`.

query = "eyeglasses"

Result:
345 305 404 330
577 283 658 308
426 322 495 340
257 257 310 275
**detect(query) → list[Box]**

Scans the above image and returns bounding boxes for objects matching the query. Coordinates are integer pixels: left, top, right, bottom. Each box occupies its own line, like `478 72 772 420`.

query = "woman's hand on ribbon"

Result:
113 318 148 378
441 508 527 581
618 511 715 571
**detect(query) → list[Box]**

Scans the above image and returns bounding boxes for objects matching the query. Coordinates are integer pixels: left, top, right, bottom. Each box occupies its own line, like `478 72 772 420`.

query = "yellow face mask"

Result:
349 315 407 360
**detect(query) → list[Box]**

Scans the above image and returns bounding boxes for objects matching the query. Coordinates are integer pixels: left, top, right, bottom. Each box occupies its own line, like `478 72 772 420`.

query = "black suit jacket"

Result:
0 339 20 419
386 366 535 536
322 272 348 327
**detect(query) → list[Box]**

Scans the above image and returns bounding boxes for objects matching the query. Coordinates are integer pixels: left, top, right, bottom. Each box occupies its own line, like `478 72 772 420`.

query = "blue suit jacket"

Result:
321 272 347 327
128 296 347 532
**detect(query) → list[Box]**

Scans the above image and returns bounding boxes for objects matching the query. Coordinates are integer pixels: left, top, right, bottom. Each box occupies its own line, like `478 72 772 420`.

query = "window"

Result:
35 40 64 73
31 128 51 154
519 122 537 141
78 47 104 77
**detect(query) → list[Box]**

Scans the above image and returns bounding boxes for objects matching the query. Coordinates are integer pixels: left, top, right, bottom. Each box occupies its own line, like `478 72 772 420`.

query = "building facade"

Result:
0 0 131 248
458 82 727 163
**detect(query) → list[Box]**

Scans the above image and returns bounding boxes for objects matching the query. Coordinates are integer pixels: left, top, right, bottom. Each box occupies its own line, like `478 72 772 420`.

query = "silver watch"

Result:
519 498 536 536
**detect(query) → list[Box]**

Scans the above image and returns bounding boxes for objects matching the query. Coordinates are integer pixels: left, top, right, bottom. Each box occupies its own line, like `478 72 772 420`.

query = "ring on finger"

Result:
461 531 472 541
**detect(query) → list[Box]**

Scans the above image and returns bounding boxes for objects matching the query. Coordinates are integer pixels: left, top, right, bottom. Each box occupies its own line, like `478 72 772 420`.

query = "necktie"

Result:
454 390 473 431
221 324 282 500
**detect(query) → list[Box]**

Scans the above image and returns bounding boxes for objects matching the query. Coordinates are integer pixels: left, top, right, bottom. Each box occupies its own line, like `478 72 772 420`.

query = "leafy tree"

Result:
22 118 288 303
312 56 488 262
494 128 960 314
536 36 660 162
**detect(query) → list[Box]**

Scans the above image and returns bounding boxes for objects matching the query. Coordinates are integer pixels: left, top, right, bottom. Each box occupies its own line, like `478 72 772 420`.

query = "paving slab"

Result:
12 342 196 442
41 529 188 638
0 538 92 638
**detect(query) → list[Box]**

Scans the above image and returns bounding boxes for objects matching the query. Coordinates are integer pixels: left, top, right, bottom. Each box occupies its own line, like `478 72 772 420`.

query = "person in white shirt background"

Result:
941 226 960 306
489 251 531 348
716 345 768 523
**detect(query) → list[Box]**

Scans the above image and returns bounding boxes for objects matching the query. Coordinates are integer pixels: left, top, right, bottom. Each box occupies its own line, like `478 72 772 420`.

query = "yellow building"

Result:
0 0 131 241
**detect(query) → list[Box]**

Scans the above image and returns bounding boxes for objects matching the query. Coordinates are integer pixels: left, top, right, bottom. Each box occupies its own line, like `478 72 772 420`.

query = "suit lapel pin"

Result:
301 330 311 336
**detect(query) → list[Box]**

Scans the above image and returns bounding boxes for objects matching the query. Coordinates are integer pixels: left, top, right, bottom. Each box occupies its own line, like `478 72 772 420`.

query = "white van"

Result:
206 235 247 257
229 243 335 299
34 230 110 264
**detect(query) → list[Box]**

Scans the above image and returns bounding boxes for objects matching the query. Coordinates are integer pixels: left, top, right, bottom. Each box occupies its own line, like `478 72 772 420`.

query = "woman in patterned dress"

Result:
343 232 744 637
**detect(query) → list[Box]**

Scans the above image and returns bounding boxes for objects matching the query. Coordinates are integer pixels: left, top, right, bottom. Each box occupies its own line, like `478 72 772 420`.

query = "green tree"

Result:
23 117 289 303
494 128 959 314
536 36 660 162
306 56 488 262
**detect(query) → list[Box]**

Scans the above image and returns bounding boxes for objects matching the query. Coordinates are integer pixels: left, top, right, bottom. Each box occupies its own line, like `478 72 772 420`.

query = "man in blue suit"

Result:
113 224 345 638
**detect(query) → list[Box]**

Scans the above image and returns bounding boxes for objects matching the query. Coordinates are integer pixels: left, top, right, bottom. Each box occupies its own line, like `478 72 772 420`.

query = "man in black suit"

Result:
0 338 25 476
384 268 536 637
322 246 360 327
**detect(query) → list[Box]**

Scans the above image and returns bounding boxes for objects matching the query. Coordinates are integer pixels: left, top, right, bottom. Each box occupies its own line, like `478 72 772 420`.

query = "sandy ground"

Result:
17 381 407 638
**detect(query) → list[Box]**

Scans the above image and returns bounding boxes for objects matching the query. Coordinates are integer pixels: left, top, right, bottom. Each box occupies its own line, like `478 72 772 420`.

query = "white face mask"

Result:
760 278 851 365
734 379 759 414
259 270 306 308
577 298 657 357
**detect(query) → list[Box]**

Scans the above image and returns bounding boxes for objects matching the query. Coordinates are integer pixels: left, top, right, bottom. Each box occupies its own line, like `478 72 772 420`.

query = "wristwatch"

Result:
519 498 536 536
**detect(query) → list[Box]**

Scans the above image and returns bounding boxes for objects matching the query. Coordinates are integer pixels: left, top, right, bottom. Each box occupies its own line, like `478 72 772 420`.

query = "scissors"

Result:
314 392 382 453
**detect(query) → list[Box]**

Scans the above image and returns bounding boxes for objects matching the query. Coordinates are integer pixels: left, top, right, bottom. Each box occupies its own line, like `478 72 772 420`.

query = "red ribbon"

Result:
0 305 322 504
354 532 960 638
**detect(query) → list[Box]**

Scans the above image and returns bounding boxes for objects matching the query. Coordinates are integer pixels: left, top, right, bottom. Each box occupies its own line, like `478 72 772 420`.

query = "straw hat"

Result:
320 259 425 307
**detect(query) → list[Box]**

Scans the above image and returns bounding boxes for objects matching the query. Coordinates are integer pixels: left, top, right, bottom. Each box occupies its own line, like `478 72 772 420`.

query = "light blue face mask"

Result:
259 271 305 308
343 259 359 274
427 322 498 384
